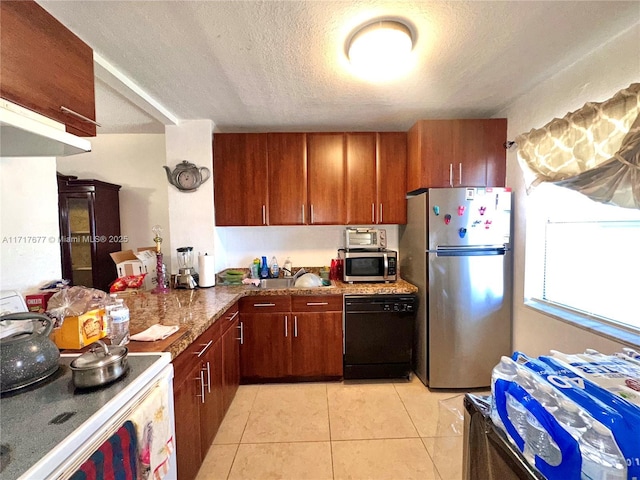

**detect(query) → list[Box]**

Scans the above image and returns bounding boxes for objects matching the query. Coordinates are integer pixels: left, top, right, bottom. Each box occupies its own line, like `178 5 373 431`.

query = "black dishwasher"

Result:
343 295 417 379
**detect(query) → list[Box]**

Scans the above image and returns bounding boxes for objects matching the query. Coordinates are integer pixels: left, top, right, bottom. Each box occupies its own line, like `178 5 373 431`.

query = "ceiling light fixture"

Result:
347 19 414 82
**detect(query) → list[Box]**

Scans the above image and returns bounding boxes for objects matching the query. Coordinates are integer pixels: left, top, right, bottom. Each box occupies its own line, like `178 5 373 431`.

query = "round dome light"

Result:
347 20 414 82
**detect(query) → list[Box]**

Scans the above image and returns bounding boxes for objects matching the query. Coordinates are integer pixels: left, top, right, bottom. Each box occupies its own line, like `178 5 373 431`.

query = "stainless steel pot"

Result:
70 340 129 388
0 312 60 393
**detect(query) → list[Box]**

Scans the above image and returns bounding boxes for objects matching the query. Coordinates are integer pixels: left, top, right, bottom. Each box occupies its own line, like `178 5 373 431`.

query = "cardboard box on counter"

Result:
51 308 106 349
25 291 56 313
109 249 157 291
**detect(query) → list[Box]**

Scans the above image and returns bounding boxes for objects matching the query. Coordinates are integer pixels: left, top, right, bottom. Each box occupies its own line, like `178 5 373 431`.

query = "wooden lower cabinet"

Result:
173 351 204 480
173 303 240 480
199 338 224 458
240 312 291 380
240 295 343 382
222 316 241 411
291 311 343 377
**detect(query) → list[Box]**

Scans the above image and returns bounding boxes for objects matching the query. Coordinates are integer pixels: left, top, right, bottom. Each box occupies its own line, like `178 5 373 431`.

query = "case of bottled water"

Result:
490 350 640 480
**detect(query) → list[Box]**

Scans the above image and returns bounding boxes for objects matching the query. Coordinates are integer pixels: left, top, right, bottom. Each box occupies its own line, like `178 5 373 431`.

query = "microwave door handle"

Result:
383 253 389 279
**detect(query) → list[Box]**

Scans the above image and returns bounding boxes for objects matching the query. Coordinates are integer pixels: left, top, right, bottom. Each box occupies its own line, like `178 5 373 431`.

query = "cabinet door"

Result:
173 361 204 480
222 316 241 411
0 1 96 136
452 120 487 187
377 132 407 224
482 119 507 187
291 312 343 377
240 313 291 380
199 338 224 458
213 133 268 226
59 194 95 288
307 133 346 225
407 120 455 190
346 133 377 225
268 133 307 225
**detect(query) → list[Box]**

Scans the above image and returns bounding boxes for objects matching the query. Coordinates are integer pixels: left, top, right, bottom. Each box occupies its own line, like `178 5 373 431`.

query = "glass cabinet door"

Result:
67 196 94 288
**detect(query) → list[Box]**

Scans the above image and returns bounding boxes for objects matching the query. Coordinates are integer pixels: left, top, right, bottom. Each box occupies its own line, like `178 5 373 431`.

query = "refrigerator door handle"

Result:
432 246 508 256
383 252 389 279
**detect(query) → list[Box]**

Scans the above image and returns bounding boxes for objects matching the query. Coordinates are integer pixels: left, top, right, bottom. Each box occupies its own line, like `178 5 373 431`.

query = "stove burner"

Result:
0 365 69 398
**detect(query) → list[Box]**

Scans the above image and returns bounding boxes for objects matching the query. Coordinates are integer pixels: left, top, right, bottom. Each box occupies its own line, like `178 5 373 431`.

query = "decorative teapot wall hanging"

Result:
164 160 211 192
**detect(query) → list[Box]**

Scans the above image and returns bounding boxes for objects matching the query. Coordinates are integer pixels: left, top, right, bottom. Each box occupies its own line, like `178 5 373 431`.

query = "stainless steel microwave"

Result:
340 250 397 283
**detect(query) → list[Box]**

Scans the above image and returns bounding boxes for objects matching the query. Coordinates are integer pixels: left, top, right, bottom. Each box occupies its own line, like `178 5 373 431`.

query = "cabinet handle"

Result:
301 204 305 224
306 302 328 306
284 315 288 337
228 311 239 322
310 204 315 224
371 203 375 223
195 340 213 358
203 361 211 393
253 303 276 307
237 322 244 344
262 205 266 225
459 163 463 185
60 106 102 127
449 164 453 187
379 203 383 224
294 316 298 337
196 370 205 404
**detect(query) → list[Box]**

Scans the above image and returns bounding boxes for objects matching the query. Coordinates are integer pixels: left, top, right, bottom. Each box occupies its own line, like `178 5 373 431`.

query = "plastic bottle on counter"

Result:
490 356 518 427
524 382 562 466
283 257 292 277
260 256 269 279
270 256 280 278
580 421 627 480
110 298 130 346
554 398 588 439
103 293 119 337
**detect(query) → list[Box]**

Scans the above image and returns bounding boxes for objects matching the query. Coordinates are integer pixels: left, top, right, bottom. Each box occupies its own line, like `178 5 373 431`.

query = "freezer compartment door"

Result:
428 251 512 389
428 187 512 249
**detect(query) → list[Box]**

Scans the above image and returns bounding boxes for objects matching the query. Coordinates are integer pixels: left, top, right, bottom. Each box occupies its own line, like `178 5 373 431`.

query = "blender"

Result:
175 247 198 289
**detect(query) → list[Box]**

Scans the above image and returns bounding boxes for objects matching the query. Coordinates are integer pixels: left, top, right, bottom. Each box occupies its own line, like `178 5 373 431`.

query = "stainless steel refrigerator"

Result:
399 188 513 389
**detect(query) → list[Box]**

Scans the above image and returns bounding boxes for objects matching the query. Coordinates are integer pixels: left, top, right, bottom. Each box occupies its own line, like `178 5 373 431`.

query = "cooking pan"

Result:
0 312 60 393
70 340 129 388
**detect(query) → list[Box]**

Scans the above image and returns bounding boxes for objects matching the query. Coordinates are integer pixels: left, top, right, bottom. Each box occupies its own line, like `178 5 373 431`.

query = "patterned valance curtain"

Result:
515 83 640 209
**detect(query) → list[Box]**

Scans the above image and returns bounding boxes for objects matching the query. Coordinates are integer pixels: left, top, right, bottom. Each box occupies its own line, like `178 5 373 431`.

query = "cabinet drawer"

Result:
219 303 240 335
173 326 216 383
292 295 343 312
240 295 291 313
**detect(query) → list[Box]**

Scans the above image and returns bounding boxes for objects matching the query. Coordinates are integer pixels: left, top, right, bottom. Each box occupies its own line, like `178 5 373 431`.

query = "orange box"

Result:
51 308 107 349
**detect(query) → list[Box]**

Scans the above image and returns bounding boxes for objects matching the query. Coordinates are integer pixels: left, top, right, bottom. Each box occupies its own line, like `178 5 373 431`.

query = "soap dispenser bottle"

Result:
260 256 269 279
283 257 292 277
270 256 280 278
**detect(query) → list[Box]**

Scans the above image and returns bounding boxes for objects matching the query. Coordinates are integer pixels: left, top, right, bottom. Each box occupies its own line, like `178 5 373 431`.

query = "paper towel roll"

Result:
198 253 216 287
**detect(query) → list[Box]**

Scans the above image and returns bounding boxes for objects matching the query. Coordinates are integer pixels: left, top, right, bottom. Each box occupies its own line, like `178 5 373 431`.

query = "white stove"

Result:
0 352 175 479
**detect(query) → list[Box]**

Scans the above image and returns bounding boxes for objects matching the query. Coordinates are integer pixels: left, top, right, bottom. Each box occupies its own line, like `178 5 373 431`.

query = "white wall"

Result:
57 133 170 256
497 23 640 355
215 225 399 270
0 157 62 292
165 120 215 274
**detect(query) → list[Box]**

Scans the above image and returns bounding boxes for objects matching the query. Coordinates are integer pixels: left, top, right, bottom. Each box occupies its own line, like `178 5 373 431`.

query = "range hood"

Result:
0 99 91 157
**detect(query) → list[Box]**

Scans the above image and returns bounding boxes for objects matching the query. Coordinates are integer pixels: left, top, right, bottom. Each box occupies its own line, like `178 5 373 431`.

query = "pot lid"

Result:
70 341 127 370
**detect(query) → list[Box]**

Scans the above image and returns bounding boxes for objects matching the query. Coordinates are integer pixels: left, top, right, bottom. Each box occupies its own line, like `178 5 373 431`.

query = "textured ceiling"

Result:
38 1 640 134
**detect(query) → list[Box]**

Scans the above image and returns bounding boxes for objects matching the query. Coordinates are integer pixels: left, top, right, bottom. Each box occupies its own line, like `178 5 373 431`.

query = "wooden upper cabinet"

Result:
213 133 268 226
346 133 377 225
377 132 407 224
307 133 346 225
267 133 307 225
407 119 507 191
0 1 96 136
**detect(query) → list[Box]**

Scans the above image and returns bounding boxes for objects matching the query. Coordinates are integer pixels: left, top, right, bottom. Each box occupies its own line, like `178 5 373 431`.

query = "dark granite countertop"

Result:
103 278 417 359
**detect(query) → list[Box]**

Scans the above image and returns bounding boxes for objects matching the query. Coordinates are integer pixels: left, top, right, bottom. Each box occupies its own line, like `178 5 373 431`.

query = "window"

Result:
525 183 640 335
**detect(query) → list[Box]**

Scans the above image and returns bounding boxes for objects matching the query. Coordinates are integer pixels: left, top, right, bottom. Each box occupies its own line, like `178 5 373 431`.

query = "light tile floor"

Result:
195 376 470 480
